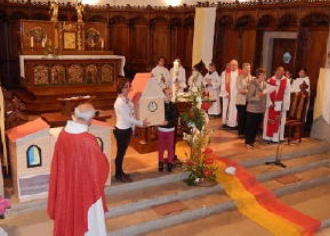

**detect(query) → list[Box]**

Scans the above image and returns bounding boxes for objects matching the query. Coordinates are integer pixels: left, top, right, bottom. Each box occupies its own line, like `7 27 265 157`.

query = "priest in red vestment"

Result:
263 66 291 143
48 103 109 236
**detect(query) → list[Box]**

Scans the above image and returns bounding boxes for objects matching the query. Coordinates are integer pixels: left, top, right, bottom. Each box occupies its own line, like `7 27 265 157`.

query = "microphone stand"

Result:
265 101 287 168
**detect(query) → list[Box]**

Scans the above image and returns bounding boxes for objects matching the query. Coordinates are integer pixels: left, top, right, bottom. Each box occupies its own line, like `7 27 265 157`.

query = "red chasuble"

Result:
266 77 287 137
48 130 109 236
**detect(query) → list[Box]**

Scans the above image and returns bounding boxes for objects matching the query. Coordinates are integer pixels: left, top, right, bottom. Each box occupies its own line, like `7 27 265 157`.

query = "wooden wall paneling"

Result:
150 17 170 69
253 29 264 70
303 28 329 97
222 27 240 65
109 16 129 58
169 19 182 65
128 17 149 75
213 20 225 70
182 17 194 68
240 29 257 68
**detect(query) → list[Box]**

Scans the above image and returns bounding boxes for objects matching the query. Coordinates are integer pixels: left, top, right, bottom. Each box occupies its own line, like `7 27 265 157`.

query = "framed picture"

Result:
63 32 77 50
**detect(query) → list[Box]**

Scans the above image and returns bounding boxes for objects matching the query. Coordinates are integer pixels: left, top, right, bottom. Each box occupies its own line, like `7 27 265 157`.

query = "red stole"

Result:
266 77 287 137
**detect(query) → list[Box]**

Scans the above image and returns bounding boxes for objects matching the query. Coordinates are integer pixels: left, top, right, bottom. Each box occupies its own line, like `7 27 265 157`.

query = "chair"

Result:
286 81 309 144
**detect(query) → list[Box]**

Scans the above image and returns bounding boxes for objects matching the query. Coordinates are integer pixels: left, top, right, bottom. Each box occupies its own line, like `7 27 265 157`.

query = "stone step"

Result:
106 153 330 219
145 183 330 236
6 142 329 217
107 156 330 236
109 174 330 236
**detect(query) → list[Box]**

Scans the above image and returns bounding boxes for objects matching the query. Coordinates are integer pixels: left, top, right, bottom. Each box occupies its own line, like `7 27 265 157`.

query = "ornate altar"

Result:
16 20 125 113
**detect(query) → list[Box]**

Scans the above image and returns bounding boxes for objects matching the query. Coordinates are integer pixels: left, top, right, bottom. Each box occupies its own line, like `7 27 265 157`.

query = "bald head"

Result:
230 59 238 71
73 103 96 124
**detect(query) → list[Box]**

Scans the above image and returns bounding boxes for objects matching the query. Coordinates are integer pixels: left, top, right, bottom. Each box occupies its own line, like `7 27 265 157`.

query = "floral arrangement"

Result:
177 86 218 186
0 198 10 219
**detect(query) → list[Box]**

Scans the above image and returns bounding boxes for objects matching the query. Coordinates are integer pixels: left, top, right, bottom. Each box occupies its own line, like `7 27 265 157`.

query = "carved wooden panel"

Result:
20 20 57 55
151 20 170 65
19 20 110 55
85 22 109 51
240 30 257 67
110 22 129 57
24 59 121 95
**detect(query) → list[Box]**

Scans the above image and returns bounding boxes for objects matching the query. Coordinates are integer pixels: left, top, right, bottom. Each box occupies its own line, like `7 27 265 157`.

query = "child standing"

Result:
158 88 178 172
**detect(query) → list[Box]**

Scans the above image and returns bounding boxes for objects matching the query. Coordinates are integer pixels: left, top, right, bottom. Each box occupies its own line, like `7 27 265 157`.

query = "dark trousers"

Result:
245 112 264 145
114 127 132 177
236 105 247 136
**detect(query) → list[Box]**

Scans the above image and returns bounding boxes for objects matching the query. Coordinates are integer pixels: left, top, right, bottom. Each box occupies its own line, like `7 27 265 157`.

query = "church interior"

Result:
0 0 330 235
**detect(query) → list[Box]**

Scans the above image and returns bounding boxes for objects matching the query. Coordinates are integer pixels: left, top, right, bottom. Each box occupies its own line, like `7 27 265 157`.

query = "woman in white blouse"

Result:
114 79 148 183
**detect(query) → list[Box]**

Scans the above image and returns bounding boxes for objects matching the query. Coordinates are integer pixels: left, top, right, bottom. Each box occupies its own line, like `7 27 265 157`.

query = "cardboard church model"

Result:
128 73 165 126
6 118 51 202
89 119 112 185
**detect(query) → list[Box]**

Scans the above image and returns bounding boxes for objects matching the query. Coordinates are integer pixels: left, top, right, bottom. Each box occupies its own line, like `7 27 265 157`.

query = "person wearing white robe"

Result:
291 69 310 94
203 63 221 116
188 66 204 92
170 59 187 93
151 57 170 89
220 60 239 128
291 68 310 121
263 66 291 143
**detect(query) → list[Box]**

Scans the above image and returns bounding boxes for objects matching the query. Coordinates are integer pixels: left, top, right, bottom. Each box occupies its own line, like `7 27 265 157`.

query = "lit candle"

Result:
101 39 104 49
172 59 179 101
42 38 46 48
30 36 34 48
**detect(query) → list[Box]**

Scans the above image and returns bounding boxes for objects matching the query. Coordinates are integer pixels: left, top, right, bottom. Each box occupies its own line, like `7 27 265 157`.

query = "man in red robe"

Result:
263 66 291 143
48 103 109 236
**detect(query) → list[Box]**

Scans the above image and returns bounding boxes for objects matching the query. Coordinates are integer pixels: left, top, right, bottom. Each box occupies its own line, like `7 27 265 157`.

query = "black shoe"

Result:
167 163 173 172
222 124 230 129
122 173 133 182
115 174 127 183
115 173 133 183
159 161 164 172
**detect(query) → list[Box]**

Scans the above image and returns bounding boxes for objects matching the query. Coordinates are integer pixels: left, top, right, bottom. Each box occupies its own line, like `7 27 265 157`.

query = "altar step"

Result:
2 142 330 236
5 140 329 217
107 152 330 236
145 183 330 236
14 89 116 113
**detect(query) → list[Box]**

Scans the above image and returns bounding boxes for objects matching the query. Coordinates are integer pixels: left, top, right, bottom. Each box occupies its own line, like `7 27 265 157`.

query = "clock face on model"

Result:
148 101 158 112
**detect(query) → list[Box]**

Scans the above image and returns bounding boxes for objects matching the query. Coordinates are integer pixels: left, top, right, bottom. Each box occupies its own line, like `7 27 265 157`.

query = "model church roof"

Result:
6 118 50 142
128 73 165 104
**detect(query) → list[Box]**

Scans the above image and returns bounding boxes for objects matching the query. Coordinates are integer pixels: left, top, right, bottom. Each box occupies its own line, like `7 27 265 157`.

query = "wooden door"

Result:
271 38 297 75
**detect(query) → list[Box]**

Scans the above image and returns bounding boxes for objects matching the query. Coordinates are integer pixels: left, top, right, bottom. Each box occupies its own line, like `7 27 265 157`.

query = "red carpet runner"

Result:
213 154 321 236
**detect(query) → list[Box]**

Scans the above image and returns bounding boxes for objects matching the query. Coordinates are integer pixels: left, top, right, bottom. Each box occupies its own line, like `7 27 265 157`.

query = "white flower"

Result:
225 166 236 175
195 178 200 183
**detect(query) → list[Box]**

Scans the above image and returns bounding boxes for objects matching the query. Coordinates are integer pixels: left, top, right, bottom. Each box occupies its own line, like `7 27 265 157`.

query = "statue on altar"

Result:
75 1 85 23
49 0 59 22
